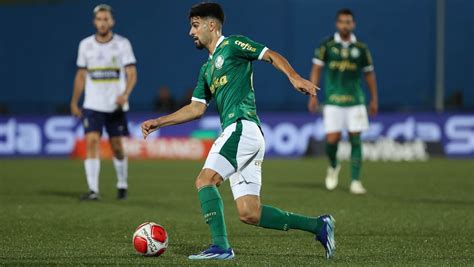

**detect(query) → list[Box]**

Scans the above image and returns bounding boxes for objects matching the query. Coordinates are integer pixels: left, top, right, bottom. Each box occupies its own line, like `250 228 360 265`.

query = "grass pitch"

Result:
1 158 473 266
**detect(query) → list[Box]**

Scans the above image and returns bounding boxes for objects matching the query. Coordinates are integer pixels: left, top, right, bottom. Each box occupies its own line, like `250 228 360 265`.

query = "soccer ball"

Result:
133 222 168 256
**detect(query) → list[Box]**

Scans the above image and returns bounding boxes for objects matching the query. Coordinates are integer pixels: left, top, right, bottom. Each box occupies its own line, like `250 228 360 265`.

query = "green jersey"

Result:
192 35 267 130
313 33 374 106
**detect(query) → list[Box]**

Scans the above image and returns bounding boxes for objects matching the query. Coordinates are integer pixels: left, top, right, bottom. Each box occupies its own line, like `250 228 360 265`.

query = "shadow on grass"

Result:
169 242 204 256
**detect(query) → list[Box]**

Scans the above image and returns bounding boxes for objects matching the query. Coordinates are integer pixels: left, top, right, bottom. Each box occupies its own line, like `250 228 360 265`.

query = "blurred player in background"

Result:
70 4 137 200
142 2 335 260
308 9 378 194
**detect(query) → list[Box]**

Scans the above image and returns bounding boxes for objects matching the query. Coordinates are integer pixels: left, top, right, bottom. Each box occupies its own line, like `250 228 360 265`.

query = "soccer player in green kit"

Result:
141 2 335 260
308 9 378 194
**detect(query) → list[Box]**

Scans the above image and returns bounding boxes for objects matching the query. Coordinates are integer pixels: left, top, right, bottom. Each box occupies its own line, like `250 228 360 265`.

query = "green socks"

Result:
325 142 339 168
258 205 323 234
198 185 230 249
350 135 362 181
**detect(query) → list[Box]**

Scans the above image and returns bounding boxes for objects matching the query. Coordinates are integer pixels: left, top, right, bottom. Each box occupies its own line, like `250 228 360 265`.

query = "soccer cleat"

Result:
79 191 100 201
315 215 336 259
350 180 367 195
188 245 235 260
325 165 341 190
117 188 127 200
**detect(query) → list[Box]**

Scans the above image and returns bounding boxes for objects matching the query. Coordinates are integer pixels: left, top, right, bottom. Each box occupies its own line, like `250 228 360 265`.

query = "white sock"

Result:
113 157 128 189
84 158 100 193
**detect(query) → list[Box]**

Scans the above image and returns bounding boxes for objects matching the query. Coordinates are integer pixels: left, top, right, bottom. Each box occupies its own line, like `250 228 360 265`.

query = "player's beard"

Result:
97 27 111 37
193 38 205 50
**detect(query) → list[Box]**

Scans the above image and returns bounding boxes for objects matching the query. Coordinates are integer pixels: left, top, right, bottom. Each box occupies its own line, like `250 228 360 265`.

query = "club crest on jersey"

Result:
350 47 360 58
215 55 224 70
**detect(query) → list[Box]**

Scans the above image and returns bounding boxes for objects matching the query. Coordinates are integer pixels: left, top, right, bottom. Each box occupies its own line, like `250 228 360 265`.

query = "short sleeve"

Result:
121 39 137 66
312 43 327 66
230 36 268 61
361 46 374 73
76 41 87 68
191 65 213 105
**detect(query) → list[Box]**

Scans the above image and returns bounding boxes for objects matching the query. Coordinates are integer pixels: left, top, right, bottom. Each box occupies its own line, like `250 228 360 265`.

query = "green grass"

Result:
0 158 473 266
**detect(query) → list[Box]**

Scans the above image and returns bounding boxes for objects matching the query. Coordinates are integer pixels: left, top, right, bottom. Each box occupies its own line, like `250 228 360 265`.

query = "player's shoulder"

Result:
226 34 255 46
354 40 369 49
112 34 133 46
227 34 249 41
199 61 210 73
78 35 95 46
320 36 336 47
112 34 130 42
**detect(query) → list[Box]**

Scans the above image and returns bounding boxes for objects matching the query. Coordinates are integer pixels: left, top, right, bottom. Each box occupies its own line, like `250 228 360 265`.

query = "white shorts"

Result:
323 104 369 134
203 120 265 200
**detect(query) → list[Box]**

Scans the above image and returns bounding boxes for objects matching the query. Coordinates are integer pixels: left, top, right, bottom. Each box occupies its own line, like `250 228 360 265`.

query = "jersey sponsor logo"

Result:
234 40 257 52
88 67 120 82
215 55 225 70
328 60 357 72
328 94 355 104
350 47 360 58
209 75 228 94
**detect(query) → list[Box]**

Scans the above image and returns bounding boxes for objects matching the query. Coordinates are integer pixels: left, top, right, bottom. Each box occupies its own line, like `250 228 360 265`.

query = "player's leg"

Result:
230 130 335 259
188 122 241 260
323 105 344 190
106 110 130 200
188 169 235 260
194 168 229 248
81 109 104 200
347 105 369 194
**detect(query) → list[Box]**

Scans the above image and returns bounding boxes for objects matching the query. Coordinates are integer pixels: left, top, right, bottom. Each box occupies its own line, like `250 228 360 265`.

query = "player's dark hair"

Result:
189 2 225 25
336 8 354 20
93 4 113 17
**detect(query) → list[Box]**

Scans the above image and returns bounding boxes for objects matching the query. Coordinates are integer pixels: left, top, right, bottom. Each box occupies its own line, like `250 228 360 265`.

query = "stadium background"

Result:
0 0 473 113
0 0 473 159
1 1 474 265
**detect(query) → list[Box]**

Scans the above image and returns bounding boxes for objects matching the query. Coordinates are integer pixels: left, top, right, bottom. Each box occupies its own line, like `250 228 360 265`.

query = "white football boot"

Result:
350 180 367 194
325 165 341 191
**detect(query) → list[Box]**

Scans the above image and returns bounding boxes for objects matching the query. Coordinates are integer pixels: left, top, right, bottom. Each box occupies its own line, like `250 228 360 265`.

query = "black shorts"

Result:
82 108 129 137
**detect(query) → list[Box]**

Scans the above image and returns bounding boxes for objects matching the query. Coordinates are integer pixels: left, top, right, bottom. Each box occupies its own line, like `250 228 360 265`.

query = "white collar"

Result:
209 35 225 59
334 32 356 47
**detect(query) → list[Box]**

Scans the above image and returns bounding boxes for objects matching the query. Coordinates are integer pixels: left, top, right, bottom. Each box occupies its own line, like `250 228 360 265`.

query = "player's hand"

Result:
70 103 82 118
290 75 319 96
141 119 160 140
369 100 378 116
308 95 319 113
116 94 128 106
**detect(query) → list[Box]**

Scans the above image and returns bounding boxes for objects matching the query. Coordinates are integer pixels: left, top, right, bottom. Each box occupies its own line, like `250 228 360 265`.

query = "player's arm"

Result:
141 101 207 139
70 68 87 117
261 49 317 96
361 46 378 116
364 70 378 116
116 65 137 106
308 64 324 113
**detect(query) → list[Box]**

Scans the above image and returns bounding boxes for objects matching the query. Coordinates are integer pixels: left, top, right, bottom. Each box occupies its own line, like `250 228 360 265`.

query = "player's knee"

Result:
86 137 100 151
195 170 222 189
111 145 124 159
238 210 260 225
326 134 341 144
